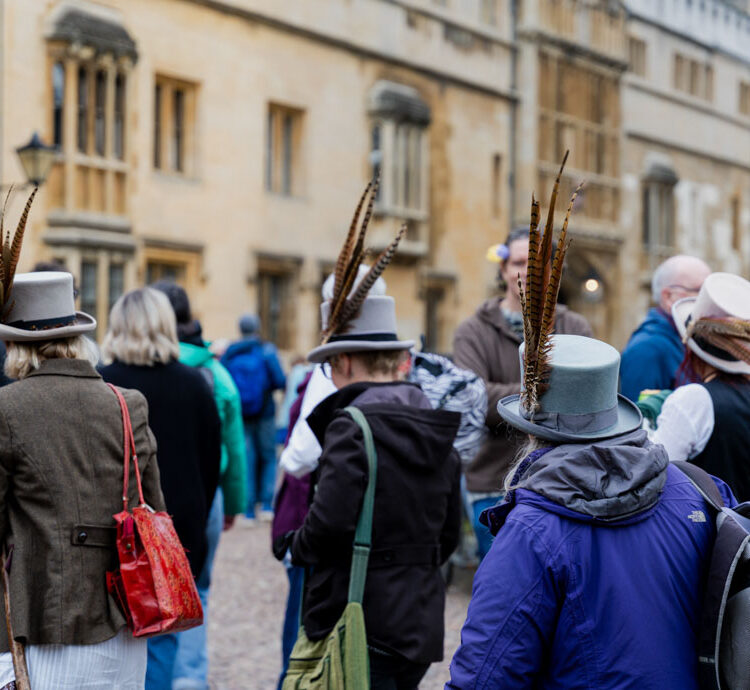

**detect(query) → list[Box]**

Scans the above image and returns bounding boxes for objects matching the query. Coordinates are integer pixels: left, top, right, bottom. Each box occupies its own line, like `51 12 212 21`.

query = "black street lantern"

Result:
15 132 56 187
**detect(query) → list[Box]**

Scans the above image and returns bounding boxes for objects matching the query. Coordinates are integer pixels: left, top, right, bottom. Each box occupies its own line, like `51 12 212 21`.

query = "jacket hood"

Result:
222 337 260 361
179 341 214 367
483 429 669 533
476 299 572 342
308 381 460 471
177 320 204 347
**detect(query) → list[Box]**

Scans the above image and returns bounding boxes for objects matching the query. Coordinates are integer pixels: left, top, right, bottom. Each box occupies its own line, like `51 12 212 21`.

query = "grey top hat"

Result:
307 295 414 363
0 272 96 342
497 334 642 442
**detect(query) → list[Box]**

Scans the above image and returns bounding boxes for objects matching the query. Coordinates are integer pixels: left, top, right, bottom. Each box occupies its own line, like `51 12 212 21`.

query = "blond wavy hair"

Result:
101 287 179 366
5 335 100 380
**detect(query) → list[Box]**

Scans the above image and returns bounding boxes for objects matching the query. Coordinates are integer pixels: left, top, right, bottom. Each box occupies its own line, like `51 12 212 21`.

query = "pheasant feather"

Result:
688 317 750 366
525 194 543 354
0 185 14 252
337 223 406 327
538 151 568 296
333 181 371 300
0 186 37 316
520 152 582 414
344 176 380 288
8 187 37 285
537 182 582 359
322 178 402 344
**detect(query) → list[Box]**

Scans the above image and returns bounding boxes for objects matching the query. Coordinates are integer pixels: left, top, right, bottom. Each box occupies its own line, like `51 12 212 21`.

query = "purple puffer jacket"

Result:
447 431 737 689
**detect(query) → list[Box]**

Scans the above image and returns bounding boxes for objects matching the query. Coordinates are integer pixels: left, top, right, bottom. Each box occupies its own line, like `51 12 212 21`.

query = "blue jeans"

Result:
244 416 277 516
146 633 178 690
471 494 505 560
277 564 305 689
172 489 224 689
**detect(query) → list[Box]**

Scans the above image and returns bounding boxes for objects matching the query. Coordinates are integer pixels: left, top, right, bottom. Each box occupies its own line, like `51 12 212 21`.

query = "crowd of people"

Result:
0 175 748 690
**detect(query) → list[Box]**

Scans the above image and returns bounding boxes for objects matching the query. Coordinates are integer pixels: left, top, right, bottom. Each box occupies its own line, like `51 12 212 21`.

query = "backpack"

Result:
407 352 487 465
224 344 270 417
674 461 750 690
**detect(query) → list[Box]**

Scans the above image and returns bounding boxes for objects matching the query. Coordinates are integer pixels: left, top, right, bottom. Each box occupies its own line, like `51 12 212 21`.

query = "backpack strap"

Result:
675 461 750 690
344 406 377 605
673 461 725 512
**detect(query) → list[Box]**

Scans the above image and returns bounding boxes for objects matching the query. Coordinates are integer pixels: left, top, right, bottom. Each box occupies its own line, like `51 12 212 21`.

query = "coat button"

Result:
77 531 88 544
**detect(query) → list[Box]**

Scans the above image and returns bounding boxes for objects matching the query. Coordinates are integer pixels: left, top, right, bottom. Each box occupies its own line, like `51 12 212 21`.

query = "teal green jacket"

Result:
179 342 247 516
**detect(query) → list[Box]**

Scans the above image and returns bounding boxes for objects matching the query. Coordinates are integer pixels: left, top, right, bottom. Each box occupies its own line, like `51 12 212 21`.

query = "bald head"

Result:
652 255 711 311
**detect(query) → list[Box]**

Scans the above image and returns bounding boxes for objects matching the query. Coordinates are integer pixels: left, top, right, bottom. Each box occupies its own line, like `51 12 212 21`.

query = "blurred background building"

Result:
0 0 748 353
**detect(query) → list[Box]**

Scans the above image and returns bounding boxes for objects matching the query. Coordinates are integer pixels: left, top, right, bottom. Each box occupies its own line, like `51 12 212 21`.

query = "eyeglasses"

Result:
321 361 332 380
667 284 701 296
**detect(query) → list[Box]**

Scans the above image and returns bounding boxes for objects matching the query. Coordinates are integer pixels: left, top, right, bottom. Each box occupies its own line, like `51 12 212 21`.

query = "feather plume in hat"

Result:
0 186 37 318
320 178 406 344
518 151 584 415
687 317 750 366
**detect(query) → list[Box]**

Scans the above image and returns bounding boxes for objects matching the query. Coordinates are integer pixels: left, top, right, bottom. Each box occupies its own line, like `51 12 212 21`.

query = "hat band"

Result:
327 332 399 343
520 402 618 434
6 314 77 332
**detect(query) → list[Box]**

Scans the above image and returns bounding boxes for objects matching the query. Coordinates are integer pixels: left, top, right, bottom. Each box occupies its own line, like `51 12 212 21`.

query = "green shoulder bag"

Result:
282 406 376 690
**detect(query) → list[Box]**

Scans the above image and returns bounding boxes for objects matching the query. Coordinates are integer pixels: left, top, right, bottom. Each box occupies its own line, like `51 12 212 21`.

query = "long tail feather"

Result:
337 223 406 327
525 194 543 352
346 176 379 280
0 184 14 252
535 180 582 353
333 181 371 302
7 187 37 289
521 153 579 415
689 317 750 365
538 150 569 293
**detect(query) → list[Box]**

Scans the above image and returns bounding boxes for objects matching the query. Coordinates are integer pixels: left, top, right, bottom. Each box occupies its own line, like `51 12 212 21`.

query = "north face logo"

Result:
688 510 707 523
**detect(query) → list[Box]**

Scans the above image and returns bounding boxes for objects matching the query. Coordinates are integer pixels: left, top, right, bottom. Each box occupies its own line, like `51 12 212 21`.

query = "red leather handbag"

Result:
105 383 203 637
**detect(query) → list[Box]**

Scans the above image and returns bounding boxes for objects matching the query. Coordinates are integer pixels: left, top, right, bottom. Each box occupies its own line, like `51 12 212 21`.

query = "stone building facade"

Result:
0 0 748 354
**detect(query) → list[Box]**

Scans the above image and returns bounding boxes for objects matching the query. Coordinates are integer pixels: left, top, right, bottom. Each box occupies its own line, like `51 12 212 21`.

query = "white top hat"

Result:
672 272 750 375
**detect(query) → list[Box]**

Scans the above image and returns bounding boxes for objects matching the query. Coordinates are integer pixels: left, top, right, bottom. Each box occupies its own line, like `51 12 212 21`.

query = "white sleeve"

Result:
279 366 337 478
652 384 715 461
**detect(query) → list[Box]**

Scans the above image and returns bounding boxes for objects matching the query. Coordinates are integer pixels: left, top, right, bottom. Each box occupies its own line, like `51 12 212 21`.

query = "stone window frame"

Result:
672 52 713 101
46 44 133 217
265 103 306 197
537 51 620 224
143 244 203 294
367 81 431 221
479 0 497 26
420 272 457 354
739 81 750 116
628 35 647 78
153 74 199 177
641 165 678 253
255 254 302 350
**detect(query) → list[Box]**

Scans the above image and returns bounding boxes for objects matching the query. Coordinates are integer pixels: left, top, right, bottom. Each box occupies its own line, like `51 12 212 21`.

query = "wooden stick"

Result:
2 548 30 690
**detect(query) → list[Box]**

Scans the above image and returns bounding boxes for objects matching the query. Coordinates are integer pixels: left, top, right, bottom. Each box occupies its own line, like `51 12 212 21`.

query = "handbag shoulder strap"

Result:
107 383 145 511
344 406 377 605
673 461 725 512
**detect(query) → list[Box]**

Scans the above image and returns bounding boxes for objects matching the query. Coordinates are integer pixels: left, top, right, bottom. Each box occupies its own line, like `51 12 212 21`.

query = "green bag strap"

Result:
344 406 377 605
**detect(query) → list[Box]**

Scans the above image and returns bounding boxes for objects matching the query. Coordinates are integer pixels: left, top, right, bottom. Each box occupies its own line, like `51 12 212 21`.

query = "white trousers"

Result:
0 627 146 690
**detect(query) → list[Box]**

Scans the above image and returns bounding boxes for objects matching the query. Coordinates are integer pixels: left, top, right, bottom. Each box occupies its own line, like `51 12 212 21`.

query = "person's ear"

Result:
339 353 352 378
660 286 672 310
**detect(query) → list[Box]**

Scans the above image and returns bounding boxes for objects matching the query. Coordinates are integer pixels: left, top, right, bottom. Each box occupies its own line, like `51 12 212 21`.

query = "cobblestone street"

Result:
207 522 474 689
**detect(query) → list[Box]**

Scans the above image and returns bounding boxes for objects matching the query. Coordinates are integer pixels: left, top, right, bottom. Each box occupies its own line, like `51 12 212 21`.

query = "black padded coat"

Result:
291 381 462 664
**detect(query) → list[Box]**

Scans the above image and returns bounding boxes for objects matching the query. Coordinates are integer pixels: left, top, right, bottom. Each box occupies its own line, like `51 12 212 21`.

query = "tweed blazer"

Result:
0 358 166 651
